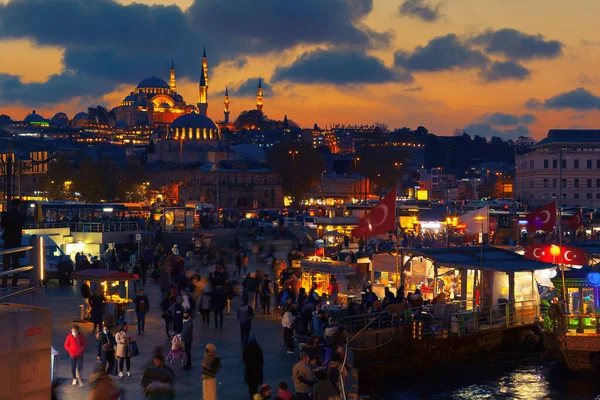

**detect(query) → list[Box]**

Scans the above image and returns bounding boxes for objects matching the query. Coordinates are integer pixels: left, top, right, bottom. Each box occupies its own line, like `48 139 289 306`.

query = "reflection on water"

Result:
385 364 600 400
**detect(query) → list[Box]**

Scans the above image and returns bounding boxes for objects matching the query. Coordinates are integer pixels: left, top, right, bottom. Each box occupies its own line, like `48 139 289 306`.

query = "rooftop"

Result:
536 129 600 147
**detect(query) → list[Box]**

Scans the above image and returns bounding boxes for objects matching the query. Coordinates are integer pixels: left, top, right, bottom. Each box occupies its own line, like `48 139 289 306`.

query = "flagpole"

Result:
557 147 567 313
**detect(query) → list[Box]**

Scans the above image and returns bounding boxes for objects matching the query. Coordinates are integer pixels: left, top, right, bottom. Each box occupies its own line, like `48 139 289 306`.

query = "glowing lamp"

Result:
549 245 561 256
586 272 600 287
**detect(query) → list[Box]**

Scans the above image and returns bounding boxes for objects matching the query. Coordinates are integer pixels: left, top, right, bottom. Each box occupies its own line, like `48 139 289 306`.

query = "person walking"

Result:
235 251 242 278
89 363 122 400
225 279 235 314
96 324 116 375
64 325 87 387
159 268 171 300
242 253 249 276
160 292 174 339
172 296 185 334
211 285 226 329
199 291 211 327
260 274 273 315
201 343 221 400
141 354 175 399
282 306 296 354
243 272 258 309
292 352 316 400
115 322 132 377
181 312 194 370
88 288 105 333
243 337 264 399
237 295 255 347
134 288 150 335
1 198 25 287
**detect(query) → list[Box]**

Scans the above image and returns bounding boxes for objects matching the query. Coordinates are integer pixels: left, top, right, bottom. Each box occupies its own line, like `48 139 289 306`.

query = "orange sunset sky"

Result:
1 0 600 140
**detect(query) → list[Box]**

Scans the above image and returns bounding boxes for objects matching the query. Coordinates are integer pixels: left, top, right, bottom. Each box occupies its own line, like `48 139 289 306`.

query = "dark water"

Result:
379 363 600 400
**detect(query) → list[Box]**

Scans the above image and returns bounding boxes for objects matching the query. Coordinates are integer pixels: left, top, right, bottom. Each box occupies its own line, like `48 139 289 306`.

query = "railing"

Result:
339 299 539 336
340 310 399 333
70 221 142 233
0 241 44 301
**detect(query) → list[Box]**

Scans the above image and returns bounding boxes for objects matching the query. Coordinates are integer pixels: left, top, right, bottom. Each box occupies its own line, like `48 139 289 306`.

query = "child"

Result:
167 334 186 364
274 381 293 400
253 384 272 400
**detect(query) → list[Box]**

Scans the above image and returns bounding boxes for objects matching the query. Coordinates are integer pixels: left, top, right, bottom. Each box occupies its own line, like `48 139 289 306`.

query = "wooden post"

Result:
461 268 468 310
577 287 585 334
433 262 438 298
508 272 515 325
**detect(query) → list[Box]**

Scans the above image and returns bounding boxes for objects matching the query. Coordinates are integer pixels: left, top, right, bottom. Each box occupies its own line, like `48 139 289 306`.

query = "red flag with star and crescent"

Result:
352 187 396 238
524 244 588 265
568 209 584 231
526 202 556 233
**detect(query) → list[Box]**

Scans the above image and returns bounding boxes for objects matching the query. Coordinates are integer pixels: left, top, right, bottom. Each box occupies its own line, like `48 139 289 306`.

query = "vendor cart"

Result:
298 257 358 306
73 269 138 327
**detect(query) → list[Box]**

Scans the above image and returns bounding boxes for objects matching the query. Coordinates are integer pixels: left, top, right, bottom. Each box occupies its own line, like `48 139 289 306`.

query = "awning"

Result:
397 246 553 272
73 269 139 282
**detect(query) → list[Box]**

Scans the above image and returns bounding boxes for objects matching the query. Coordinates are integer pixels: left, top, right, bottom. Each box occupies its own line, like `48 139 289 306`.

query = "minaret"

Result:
224 86 230 125
169 58 176 91
198 47 209 115
256 78 263 112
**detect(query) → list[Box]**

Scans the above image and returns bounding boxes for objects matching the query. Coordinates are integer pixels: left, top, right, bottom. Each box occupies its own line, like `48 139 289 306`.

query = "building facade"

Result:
516 129 600 207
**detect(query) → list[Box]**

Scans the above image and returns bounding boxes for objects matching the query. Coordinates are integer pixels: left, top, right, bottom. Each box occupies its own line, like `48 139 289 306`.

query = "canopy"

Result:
399 246 553 272
371 253 398 273
73 269 139 283
299 259 355 275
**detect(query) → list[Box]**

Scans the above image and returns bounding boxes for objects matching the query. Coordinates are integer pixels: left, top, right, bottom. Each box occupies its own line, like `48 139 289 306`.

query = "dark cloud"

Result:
0 0 389 106
398 0 444 23
0 72 111 106
272 48 412 85
394 34 489 72
525 98 543 110
480 61 530 82
471 28 563 60
215 77 274 98
543 87 600 110
479 112 536 126
464 123 530 140
518 113 537 124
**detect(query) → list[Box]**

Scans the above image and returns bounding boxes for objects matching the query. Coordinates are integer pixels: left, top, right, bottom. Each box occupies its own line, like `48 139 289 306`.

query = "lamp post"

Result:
354 157 360 203
289 150 298 209
179 136 184 186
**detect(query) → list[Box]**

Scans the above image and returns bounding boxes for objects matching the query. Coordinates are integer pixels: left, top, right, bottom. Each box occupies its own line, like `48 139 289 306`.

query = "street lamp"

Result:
289 150 299 208
354 157 360 204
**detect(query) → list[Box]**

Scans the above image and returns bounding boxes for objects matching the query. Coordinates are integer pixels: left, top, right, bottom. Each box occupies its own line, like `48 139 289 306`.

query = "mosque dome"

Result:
51 112 69 127
52 112 68 119
24 110 46 123
170 113 217 130
123 93 136 102
136 76 170 90
159 102 171 108
173 94 183 102
74 112 88 120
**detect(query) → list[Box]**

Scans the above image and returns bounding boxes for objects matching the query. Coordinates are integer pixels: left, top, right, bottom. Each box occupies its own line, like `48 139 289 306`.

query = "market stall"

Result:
73 269 138 327
297 256 358 306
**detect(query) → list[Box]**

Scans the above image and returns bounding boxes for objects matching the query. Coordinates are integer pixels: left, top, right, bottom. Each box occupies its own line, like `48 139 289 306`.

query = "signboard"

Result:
134 233 142 243
417 189 428 201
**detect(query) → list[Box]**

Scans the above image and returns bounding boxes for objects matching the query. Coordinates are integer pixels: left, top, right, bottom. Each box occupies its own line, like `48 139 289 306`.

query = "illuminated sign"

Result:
417 189 428 201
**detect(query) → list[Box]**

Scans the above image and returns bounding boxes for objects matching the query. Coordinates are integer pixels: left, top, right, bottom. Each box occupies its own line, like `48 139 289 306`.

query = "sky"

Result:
1 0 600 140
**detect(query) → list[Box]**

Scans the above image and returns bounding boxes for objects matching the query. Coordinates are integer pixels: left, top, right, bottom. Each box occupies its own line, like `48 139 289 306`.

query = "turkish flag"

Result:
526 202 556 233
568 209 584 231
524 244 588 265
353 187 396 238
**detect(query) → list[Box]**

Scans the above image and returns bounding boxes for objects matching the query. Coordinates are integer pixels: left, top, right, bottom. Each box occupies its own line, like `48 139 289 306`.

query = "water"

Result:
380 363 600 400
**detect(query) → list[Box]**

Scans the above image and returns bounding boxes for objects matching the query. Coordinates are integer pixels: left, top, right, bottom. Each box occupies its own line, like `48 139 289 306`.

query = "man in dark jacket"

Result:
243 337 264 399
96 325 116 374
181 312 193 370
211 285 227 329
133 288 150 335
1 199 25 287
172 296 184 334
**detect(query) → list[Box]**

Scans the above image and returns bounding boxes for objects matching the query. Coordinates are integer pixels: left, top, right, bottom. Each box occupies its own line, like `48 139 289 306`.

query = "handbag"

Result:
129 341 140 357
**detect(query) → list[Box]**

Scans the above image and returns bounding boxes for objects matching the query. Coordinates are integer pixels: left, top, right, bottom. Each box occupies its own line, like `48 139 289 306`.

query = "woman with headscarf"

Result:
243 337 264 399
201 343 221 400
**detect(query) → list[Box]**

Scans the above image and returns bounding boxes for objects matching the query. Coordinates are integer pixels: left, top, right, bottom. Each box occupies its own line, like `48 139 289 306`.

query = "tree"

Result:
355 145 409 194
234 110 267 131
267 143 325 204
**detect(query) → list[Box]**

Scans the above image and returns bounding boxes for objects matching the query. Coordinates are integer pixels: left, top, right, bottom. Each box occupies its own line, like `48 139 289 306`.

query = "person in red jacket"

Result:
64 324 87 386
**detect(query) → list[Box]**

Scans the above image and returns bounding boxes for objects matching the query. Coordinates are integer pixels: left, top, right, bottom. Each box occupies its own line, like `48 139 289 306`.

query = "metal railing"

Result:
0 239 44 301
70 221 142 233
339 299 539 336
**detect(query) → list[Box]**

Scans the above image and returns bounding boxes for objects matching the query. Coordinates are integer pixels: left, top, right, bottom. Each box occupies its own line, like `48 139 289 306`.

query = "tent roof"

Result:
73 269 138 282
398 246 552 272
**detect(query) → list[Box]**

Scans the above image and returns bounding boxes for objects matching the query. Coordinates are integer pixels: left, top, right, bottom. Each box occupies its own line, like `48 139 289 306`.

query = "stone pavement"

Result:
51 254 296 400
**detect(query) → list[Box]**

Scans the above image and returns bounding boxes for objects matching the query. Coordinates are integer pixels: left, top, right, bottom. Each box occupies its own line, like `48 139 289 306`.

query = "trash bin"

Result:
78 304 85 320
50 346 60 383
125 309 136 325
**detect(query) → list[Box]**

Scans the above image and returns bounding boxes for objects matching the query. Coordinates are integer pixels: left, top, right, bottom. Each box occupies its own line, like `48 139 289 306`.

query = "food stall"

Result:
297 256 358 306
73 269 138 327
